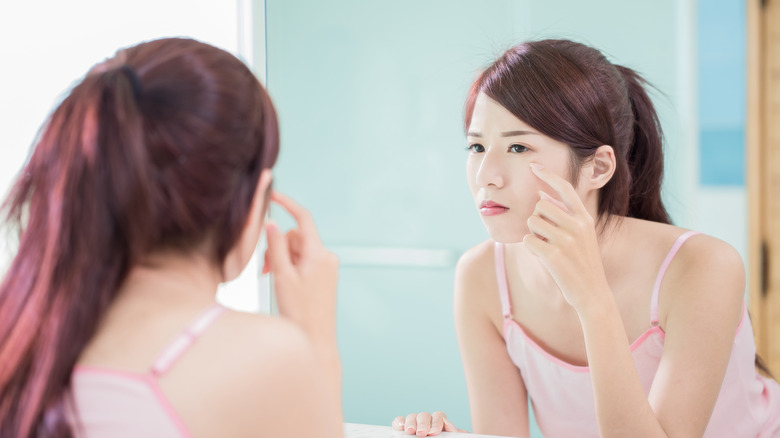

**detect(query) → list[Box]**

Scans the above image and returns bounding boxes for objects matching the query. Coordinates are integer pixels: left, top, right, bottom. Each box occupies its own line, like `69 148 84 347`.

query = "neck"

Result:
504 214 625 300
117 249 224 306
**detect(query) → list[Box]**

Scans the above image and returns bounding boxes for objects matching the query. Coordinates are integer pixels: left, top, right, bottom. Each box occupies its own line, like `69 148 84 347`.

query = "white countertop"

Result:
344 423 511 438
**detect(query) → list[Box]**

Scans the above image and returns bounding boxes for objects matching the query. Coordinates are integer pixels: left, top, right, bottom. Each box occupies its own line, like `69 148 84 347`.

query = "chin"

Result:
483 224 527 244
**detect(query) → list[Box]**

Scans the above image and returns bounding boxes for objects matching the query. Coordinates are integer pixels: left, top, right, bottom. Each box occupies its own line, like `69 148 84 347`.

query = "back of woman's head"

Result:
465 39 670 224
0 38 278 437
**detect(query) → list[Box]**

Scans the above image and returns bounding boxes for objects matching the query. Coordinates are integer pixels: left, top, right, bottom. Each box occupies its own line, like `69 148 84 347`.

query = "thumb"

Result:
265 222 291 275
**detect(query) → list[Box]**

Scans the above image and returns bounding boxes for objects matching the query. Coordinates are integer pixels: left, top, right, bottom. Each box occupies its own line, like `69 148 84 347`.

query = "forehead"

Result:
468 92 534 134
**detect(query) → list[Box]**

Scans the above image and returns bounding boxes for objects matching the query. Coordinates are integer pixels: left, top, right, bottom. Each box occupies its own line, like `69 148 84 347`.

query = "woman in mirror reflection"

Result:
394 39 780 438
0 38 343 438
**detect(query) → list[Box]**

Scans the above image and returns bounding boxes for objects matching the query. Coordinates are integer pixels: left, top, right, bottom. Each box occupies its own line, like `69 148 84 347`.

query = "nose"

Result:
475 149 505 189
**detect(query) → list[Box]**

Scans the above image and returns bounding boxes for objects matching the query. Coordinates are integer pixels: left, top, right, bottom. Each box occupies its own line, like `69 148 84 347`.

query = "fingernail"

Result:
266 222 279 234
530 163 544 171
539 190 554 201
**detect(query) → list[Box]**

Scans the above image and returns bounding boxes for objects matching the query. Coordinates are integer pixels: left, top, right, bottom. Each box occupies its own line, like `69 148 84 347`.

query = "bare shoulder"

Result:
205 310 322 387
454 239 503 329
215 308 311 349
625 218 745 286
455 239 498 301
457 239 498 279
171 310 337 437
676 232 744 272
638 222 746 328
663 228 745 295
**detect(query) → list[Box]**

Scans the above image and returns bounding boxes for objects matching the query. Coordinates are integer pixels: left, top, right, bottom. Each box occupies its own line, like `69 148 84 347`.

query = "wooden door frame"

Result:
748 0 778 376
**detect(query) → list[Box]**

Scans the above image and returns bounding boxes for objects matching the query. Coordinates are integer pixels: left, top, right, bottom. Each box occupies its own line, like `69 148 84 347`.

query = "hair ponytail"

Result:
0 37 280 437
615 65 671 224
0 65 149 437
615 64 776 378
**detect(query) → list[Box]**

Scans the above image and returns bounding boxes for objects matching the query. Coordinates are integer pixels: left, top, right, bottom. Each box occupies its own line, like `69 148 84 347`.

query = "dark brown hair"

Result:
465 38 774 379
465 39 670 224
0 38 279 437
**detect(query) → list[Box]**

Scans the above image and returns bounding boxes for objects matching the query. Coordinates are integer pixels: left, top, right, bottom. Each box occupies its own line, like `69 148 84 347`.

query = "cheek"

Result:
510 170 544 208
466 159 479 196
530 162 571 202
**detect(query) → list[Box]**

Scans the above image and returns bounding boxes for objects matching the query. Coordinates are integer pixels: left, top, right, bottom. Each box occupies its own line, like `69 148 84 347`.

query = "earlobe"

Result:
588 145 616 189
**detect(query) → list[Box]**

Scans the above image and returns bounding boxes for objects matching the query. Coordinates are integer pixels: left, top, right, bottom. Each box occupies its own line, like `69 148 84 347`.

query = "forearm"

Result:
578 296 666 438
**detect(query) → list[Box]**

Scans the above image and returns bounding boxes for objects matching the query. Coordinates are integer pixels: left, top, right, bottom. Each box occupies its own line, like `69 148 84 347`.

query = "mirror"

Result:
263 0 747 433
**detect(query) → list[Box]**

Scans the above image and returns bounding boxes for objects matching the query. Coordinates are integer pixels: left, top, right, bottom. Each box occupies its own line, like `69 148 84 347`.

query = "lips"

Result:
480 200 509 216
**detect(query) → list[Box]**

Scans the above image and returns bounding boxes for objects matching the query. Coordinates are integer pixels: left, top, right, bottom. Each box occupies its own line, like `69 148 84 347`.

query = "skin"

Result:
394 93 745 437
77 169 343 438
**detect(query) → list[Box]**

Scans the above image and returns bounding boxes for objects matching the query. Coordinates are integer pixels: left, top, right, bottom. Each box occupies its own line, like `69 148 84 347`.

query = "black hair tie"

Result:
119 65 142 100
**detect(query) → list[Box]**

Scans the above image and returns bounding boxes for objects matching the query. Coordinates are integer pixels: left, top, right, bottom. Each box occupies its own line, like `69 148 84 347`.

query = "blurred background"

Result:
0 1 751 436
0 0 269 314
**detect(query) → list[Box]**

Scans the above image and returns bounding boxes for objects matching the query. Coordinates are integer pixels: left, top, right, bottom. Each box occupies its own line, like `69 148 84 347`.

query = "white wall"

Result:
0 0 269 313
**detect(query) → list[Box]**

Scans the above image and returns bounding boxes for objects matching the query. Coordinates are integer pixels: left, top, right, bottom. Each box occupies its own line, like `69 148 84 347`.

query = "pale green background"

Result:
265 1 697 436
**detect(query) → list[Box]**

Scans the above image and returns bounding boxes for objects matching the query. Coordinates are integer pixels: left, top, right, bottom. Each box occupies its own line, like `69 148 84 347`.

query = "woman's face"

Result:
466 92 578 243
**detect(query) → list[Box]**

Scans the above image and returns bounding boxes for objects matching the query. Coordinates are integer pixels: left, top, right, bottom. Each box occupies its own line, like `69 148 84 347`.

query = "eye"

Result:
466 144 485 153
509 144 528 153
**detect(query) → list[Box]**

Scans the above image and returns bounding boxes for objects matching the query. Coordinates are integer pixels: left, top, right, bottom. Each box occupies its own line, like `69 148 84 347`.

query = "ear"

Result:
582 145 616 190
246 168 274 232
222 169 273 282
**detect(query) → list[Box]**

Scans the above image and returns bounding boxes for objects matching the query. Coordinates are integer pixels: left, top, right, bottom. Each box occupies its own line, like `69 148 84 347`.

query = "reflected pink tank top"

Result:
67 304 226 438
495 231 780 437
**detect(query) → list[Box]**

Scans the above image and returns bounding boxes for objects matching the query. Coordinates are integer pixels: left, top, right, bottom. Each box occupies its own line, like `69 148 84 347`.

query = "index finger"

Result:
529 163 585 214
270 191 321 243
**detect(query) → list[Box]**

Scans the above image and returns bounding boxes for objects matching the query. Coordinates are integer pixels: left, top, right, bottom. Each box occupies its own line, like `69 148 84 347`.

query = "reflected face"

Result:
466 93 576 243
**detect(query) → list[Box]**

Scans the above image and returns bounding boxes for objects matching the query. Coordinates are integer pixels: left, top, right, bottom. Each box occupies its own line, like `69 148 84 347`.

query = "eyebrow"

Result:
467 130 539 137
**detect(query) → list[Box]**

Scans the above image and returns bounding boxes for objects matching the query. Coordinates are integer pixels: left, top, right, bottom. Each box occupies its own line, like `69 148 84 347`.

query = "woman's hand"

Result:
263 191 339 344
523 163 612 314
391 412 466 436
263 191 344 433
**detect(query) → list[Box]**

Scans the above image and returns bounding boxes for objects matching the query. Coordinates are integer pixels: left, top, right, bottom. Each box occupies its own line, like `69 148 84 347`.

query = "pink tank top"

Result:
67 304 226 438
495 231 780 437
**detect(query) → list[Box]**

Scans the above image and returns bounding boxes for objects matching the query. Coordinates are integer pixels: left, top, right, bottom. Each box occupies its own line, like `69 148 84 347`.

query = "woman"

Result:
394 39 780 437
0 38 342 438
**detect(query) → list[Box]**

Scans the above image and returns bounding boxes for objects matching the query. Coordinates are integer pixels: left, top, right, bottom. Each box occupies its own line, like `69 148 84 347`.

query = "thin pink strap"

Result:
494 242 512 319
150 304 226 377
650 231 701 325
